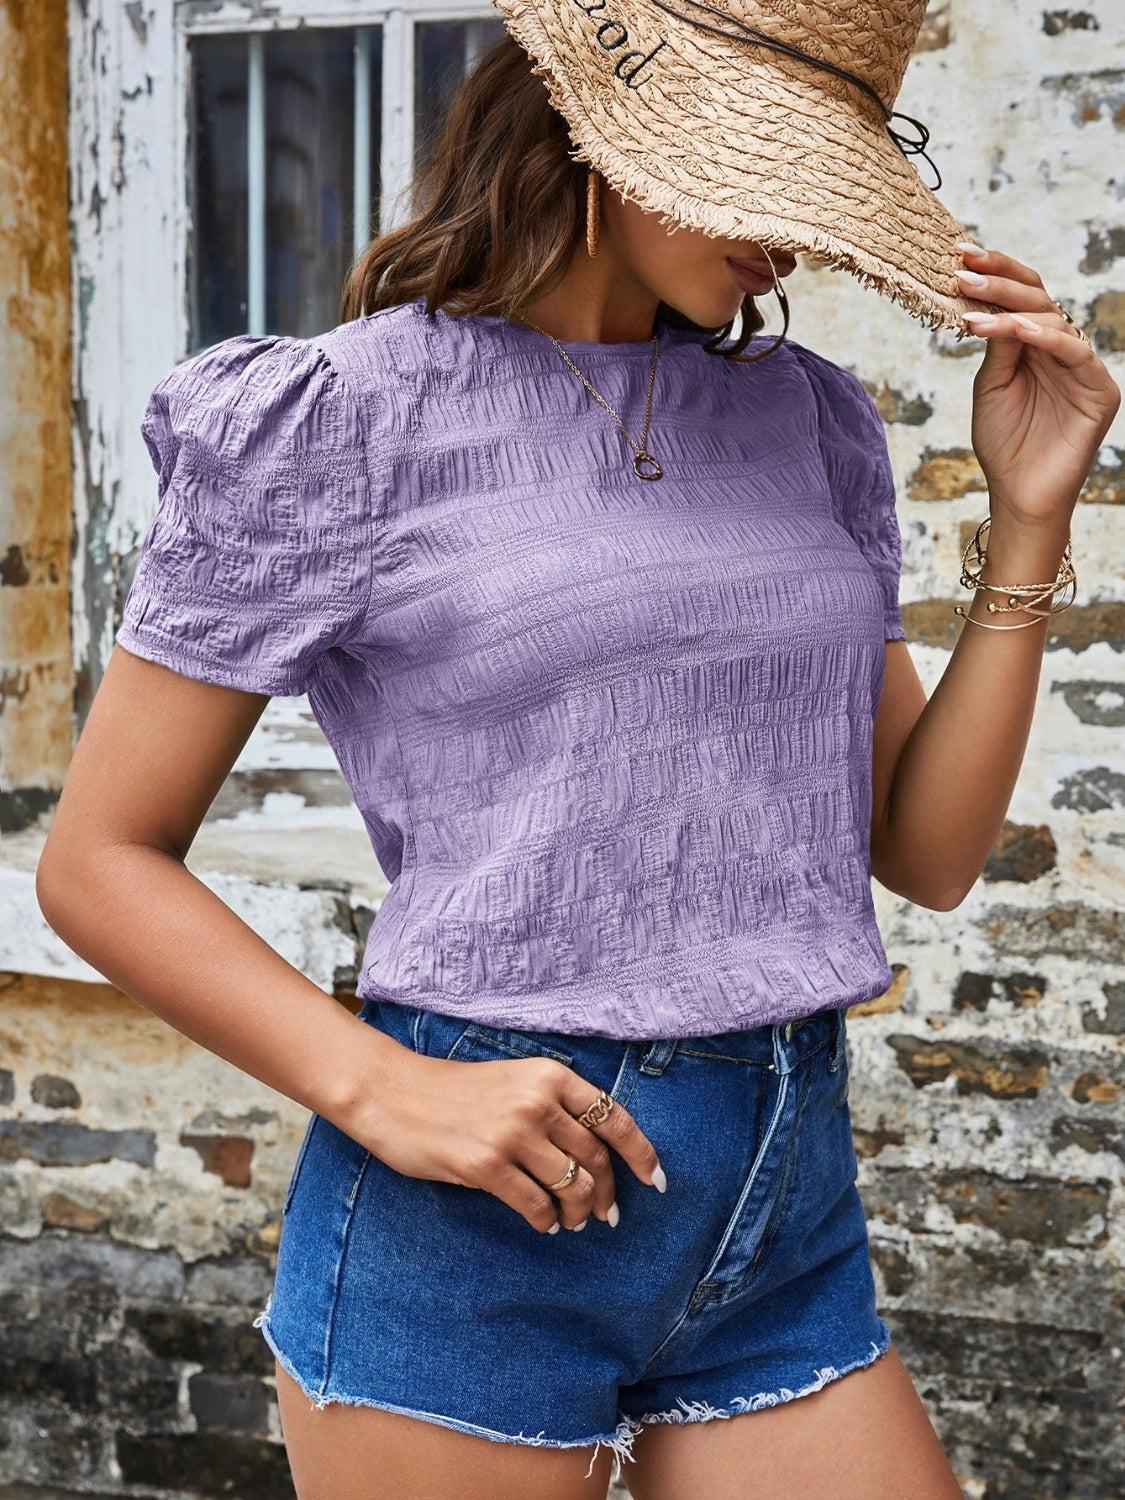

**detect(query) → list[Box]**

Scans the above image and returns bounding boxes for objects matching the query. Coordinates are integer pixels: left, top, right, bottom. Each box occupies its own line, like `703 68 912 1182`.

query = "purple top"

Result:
116 296 906 1040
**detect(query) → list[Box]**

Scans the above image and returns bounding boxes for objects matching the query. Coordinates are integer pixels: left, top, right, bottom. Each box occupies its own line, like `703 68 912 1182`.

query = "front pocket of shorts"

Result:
442 1024 645 1133
443 1020 576 1068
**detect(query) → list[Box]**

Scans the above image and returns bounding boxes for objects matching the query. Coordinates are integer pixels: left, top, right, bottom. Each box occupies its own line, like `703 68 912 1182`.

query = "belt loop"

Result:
638 1037 680 1075
772 1015 811 1073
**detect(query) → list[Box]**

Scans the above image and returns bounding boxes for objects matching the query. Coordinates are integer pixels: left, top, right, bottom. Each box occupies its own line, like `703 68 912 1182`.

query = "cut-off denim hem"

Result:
258 999 889 1491
255 1298 638 1483
625 1327 893 1434
258 1297 892 1486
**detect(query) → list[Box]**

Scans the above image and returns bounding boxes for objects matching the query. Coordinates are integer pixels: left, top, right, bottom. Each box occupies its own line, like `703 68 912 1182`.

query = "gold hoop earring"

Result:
586 166 600 258
733 242 790 362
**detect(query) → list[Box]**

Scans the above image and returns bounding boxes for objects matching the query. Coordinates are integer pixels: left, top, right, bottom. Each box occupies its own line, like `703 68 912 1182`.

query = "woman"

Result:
37 5 1118 1498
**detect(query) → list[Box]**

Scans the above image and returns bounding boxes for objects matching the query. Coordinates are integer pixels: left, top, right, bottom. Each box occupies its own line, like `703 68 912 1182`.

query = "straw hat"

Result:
488 0 1007 337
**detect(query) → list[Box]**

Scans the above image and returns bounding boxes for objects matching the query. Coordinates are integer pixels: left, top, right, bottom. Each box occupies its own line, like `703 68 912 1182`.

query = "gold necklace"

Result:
517 319 665 481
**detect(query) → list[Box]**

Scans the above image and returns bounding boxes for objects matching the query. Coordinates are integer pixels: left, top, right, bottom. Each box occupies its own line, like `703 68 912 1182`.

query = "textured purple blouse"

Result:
116 296 906 1040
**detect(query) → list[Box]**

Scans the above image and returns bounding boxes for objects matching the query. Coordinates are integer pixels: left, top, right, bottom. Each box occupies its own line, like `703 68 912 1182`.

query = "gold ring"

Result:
546 1156 579 1193
1052 297 1091 342
576 1090 614 1129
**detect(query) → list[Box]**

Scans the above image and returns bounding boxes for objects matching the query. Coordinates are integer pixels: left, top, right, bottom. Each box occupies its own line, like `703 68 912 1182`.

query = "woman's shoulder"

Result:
316 297 449 393
781 337 881 425
143 330 369 483
121 328 376 697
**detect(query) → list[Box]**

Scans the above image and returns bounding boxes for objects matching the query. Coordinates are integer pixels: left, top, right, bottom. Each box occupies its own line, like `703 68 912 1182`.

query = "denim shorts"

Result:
253 996 892 1482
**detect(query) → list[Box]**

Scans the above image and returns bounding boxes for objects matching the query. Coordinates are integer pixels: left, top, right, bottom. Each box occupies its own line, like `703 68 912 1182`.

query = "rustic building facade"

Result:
1 1 1122 1496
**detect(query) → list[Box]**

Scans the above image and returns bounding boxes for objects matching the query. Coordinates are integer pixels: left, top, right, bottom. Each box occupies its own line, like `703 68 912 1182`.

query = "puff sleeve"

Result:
115 333 371 696
791 343 906 643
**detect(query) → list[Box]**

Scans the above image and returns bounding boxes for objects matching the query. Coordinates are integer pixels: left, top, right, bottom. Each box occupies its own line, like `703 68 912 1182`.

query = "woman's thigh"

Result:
621 1344 963 1500
274 1359 618 1500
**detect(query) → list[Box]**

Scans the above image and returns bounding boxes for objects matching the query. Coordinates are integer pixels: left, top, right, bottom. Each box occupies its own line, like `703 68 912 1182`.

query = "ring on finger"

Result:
546 1155 580 1193
576 1090 614 1129
1051 296 1092 342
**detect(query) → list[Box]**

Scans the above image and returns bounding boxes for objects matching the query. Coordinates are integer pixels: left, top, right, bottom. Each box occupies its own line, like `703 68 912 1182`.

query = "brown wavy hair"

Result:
339 35 768 359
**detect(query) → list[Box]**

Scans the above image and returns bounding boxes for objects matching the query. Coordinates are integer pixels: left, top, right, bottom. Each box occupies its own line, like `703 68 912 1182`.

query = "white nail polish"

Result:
548 1222 560 1234
572 1218 588 1231
651 1164 667 1193
607 1201 620 1227
957 240 985 255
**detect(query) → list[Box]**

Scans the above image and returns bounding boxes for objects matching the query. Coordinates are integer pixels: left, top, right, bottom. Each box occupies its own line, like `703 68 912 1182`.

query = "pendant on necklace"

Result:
633 451 664 481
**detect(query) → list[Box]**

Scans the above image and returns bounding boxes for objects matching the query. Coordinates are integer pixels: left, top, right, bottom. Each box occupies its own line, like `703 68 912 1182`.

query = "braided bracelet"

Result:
953 516 1077 631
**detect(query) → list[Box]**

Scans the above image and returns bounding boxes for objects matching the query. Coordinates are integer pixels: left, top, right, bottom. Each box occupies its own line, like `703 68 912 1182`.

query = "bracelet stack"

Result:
953 516 1077 631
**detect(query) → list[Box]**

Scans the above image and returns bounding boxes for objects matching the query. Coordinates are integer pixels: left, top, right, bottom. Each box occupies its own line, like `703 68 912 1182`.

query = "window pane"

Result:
414 19 507 173
188 26 383 349
189 33 249 349
359 27 383 252
266 30 357 337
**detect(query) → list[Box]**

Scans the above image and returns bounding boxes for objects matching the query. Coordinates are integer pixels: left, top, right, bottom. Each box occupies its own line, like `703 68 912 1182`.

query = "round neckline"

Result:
421 298 704 358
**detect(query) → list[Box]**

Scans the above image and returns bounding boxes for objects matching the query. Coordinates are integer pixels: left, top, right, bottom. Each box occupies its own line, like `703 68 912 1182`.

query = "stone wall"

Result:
0 972 312 1495
2 1 1123 1496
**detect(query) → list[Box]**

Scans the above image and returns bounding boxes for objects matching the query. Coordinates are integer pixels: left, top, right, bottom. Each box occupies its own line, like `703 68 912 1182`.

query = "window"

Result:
185 7 506 350
67 2 511 699
414 19 505 173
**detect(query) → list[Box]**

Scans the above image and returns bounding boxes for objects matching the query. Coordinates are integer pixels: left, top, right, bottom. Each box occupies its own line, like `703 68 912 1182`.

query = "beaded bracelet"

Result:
953 516 1077 631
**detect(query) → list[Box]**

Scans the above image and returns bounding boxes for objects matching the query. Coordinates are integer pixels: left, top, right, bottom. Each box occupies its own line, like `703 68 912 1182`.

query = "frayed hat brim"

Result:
491 0 1005 337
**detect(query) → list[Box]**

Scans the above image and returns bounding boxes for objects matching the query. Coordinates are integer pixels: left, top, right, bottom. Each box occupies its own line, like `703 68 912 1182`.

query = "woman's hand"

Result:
349 1044 665 1234
958 243 1120 529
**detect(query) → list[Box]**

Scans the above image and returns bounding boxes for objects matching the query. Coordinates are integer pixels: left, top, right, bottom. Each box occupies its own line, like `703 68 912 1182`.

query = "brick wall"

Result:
1 1 1122 1495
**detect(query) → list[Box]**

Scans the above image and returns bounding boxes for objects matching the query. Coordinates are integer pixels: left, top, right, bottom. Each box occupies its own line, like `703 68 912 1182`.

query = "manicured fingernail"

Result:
651 1163 667 1193
957 268 988 287
963 312 995 326
1012 314 1040 331
572 1218 588 1231
548 1222 560 1234
957 240 986 255
606 1201 620 1227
